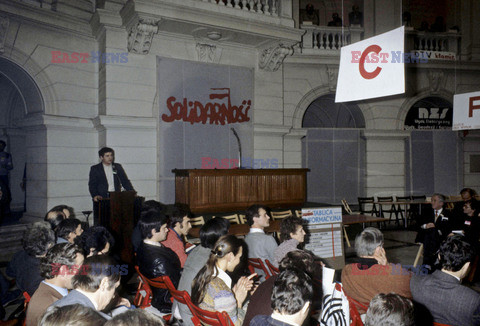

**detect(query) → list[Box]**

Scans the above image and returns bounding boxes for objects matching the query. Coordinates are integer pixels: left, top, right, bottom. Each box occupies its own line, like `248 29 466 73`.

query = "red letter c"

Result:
359 44 382 80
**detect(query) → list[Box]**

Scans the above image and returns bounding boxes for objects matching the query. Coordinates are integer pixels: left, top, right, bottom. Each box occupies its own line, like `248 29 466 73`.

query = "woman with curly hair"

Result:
75 226 114 257
273 216 306 266
191 235 255 326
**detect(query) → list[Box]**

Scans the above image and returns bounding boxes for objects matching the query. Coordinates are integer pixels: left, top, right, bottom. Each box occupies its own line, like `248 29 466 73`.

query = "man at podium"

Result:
88 147 135 225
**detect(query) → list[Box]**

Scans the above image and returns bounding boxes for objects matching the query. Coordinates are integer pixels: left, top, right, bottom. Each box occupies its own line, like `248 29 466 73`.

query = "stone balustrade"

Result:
406 29 460 55
299 25 363 55
196 0 281 17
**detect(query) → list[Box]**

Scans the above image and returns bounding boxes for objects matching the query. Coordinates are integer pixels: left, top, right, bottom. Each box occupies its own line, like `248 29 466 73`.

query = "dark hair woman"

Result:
191 235 255 326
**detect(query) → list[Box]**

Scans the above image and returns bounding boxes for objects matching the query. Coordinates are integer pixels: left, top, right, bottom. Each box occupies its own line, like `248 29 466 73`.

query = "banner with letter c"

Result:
335 26 405 102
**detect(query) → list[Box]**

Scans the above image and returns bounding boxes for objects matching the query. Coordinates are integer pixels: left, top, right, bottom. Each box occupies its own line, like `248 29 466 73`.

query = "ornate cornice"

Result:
127 19 159 54
0 15 9 53
259 43 294 72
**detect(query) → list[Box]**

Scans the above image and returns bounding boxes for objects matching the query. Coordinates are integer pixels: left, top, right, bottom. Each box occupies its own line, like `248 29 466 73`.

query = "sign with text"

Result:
302 207 345 269
336 26 405 102
453 91 480 130
404 97 453 130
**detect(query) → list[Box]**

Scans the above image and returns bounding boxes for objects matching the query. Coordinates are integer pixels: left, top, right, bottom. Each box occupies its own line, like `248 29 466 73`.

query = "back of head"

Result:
75 226 114 256
365 293 414 326
438 235 474 272
279 216 303 242
271 269 313 315
72 255 121 292
138 209 168 240
169 203 191 229
278 250 315 276
104 309 164 326
39 304 105 326
56 218 81 240
40 243 83 279
191 235 243 304
199 216 230 249
141 200 166 214
44 208 66 230
355 227 383 257
23 221 56 257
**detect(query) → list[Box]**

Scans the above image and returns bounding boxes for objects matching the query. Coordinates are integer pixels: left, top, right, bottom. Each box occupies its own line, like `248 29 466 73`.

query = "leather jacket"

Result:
136 241 181 313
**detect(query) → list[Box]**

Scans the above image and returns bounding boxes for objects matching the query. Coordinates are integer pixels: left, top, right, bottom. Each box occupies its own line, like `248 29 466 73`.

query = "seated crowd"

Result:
0 187 479 326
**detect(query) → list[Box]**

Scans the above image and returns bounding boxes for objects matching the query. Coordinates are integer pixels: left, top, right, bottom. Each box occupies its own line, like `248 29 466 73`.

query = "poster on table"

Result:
335 26 405 102
453 91 480 130
302 207 345 269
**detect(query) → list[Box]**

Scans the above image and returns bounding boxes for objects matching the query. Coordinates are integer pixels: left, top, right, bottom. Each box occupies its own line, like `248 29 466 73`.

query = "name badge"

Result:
465 220 471 226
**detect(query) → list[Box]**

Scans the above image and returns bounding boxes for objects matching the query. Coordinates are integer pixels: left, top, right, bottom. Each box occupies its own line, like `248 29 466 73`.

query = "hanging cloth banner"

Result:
453 91 480 130
335 26 405 103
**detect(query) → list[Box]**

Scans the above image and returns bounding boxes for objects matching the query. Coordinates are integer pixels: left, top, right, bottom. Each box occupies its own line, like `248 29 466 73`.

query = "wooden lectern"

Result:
98 191 143 264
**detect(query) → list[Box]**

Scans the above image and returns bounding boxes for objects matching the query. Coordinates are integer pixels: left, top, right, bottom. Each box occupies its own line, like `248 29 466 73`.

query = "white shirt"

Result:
214 267 232 288
103 163 115 192
249 228 265 234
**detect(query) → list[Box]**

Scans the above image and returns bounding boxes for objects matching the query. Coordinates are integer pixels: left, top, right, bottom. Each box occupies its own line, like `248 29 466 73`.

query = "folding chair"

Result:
133 266 153 309
21 292 31 326
264 259 279 276
413 243 424 268
433 323 453 326
344 289 367 326
271 210 292 220
133 266 172 322
357 197 378 216
238 214 246 224
342 199 360 215
409 195 427 221
295 210 302 218
247 258 272 279
188 303 235 326
377 196 400 225
395 196 411 225
190 216 205 227
217 214 240 224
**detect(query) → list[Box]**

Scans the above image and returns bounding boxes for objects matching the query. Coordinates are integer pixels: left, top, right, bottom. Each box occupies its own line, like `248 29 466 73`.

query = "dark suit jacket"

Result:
416 207 452 243
88 162 134 198
411 270 480 326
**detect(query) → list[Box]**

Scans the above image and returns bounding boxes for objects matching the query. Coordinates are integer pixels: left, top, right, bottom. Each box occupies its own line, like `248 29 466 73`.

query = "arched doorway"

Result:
0 56 44 221
302 93 366 205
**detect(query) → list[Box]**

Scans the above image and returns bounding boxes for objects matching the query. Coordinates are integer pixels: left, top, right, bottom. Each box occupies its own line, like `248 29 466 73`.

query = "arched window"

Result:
302 93 365 128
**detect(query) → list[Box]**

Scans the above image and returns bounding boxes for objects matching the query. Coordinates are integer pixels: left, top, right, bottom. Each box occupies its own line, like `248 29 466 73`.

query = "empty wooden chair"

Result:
271 210 292 220
377 196 400 225
217 214 240 224
238 214 246 224
357 197 378 216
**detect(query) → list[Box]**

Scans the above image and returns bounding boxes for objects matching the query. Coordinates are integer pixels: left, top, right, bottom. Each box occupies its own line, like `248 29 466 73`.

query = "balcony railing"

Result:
197 0 280 16
406 30 460 55
299 25 363 55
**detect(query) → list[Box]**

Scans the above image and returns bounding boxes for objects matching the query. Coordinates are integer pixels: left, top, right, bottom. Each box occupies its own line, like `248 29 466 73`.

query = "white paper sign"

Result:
336 26 405 102
302 207 343 225
453 91 480 130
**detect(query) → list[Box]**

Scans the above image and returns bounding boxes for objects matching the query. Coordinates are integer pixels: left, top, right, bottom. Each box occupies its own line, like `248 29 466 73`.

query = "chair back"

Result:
295 210 302 218
133 266 153 308
190 216 205 227
21 292 31 326
265 259 280 275
341 199 353 214
238 214 246 224
162 274 191 306
188 303 235 326
358 197 377 216
271 210 292 220
433 323 453 326
341 286 367 326
217 214 240 224
247 258 272 279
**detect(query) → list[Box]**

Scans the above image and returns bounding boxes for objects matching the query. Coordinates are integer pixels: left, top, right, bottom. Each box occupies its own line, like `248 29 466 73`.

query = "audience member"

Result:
51 255 123 320
415 193 452 269
365 293 414 326
300 3 319 25
410 235 480 326
6 221 55 296
161 204 192 267
341 227 412 313
39 304 105 326
104 309 165 326
348 5 363 26
417 21 429 32
250 269 313 326
273 216 306 266
453 188 478 221
244 204 278 279
243 250 316 326
136 209 180 314
26 243 84 326
191 235 255 326
56 218 83 244
132 200 166 252
49 204 75 219
327 13 343 26
460 200 480 245
174 217 230 325
44 207 66 230
76 226 114 257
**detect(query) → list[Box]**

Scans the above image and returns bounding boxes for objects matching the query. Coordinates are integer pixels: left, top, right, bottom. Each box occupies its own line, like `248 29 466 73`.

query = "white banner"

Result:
336 26 405 102
453 91 480 130
302 207 342 225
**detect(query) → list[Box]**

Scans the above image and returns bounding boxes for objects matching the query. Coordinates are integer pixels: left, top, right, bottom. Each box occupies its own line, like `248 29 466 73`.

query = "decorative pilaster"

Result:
259 44 294 72
127 19 159 54
327 65 338 92
0 15 9 53
428 69 445 93
195 43 221 63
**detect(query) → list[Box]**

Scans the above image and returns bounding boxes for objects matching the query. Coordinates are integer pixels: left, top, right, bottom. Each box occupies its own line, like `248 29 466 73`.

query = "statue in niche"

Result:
300 3 320 26
348 5 363 27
